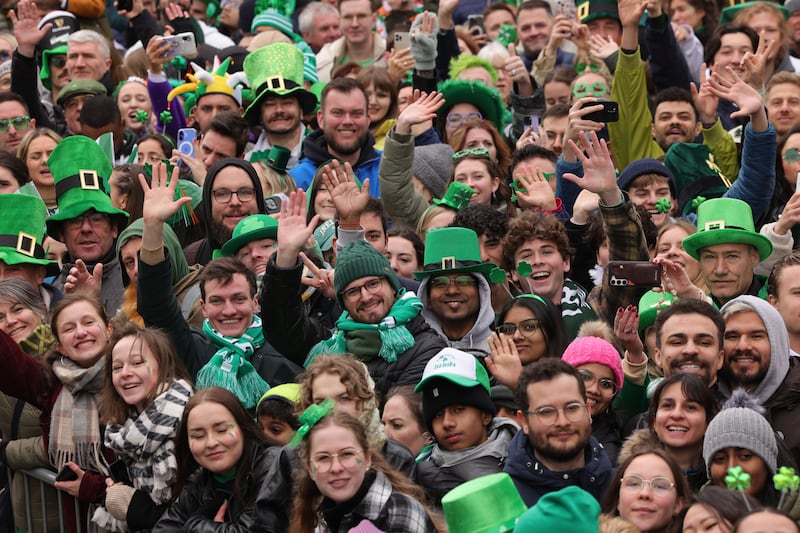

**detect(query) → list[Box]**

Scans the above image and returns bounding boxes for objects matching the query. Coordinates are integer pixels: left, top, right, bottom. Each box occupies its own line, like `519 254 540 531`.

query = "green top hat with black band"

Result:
441 472 527 533
45 136 129 239
432 182 473 211
243 42 318 124
220 214 279 257
577 0 620 23
414 227 496 280
0 194 54 267
682 198 772 261
437 79 506 134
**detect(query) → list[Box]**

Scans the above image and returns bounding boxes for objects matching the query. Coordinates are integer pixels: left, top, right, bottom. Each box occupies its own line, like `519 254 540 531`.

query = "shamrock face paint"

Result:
186 401 244 476
307 424 371 504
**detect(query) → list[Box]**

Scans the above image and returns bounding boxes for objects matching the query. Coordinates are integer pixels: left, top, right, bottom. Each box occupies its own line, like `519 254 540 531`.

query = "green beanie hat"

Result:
334 240 400 307
515 486 600 531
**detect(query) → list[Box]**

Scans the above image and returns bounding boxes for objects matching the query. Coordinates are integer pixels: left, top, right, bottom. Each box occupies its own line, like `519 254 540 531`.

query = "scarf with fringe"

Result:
197 316 269 410
306 291 422 366
93 379 193 532
49 356 107 474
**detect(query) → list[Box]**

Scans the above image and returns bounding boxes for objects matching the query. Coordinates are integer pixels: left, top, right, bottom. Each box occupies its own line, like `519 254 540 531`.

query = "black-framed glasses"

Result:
579 369 618 394
429 275 477 290
0 116 31 133
526 402 587 425
452 147 491 161
496 319 540 338
620 474 675 493
64 212 109 230
446 111 482 127
311 448 364 474
340 277 385 302
211 187 256 203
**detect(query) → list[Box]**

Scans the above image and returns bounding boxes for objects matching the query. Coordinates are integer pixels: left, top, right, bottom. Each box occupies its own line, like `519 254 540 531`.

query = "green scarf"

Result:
306 290 423 365
198 316 269 410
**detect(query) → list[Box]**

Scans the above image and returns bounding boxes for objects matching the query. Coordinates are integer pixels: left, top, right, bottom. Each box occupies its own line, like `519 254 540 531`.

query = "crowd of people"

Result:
1 0 800 530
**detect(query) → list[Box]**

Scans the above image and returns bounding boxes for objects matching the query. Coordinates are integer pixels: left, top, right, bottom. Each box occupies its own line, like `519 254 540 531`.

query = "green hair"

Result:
448 55 499 85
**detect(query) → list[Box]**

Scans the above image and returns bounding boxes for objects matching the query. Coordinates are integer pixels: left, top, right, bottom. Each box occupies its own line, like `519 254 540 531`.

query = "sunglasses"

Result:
0 116 31 133
49 55 67 68
572 81 608 98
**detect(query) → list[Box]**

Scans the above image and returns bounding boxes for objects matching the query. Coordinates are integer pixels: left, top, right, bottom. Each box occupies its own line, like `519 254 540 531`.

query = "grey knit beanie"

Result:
703 391 778 476
413 144 452 199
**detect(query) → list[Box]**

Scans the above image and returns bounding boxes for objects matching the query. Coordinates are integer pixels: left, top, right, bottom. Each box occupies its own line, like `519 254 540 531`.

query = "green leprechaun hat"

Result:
719 0 789 24
45 136 129 239
664 142 731 215
577 0 620 23
682 198 772 261
441 473 527 533
432 182 474 211
243 42 318 124
220 214 279 257
437 79 506 133
0 194 54 267
414 227 496 280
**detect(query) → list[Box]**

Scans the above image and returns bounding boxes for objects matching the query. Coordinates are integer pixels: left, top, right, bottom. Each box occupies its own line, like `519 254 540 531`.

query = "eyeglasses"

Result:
211 187 256 203
496 319 540 338
572 81 609 98
452 147 491 161
446 111 482 127
311 448 364 474
429 275 477 290
340 277 385 302
64 212 109 230
620 474 675 494
49 55 67 68
579 369 618 394
526 402 587 425
0 116 31 133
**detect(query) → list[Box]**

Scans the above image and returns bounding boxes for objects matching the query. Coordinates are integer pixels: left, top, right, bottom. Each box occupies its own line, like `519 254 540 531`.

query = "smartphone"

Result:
116 0 133 11
394 31 410 52
580 99 619 123
557 0 576 18
523 115 539 132
108 460 132 486
608 261 662 288
157 32 197 59
55 464 78 482
178 128 196 158
796 171 800 193
467 15 485 35
264 195 283 215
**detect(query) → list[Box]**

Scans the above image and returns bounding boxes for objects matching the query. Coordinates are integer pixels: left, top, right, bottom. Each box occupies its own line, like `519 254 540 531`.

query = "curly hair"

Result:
296 355 376 414
502 211 572 271
451 203 510 240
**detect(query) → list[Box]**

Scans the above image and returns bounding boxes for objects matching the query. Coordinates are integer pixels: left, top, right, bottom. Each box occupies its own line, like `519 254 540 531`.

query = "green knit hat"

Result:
515 486 600 532
243 42 318 124
45 136 129 239
442 473 527 533
432 182 474 211
0 194 54 267
663 143 731 215
414 227 495 280
220 214 279 257
682 198 772 261
334 240 400 307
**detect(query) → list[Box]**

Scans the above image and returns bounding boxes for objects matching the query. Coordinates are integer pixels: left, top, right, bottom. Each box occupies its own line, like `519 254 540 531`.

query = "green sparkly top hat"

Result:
441 473 527 533
0 194 54 267
243 43 318 124
432 182 474 211
220 214 279 257
414 227 496 280
682 198 772 261
45 136 129 238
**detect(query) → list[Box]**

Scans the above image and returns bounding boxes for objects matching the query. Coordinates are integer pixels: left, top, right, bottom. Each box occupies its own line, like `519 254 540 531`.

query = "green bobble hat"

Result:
414 227 496 280
681 198 772 261
577 0 620 23
437 79 506 134
432 182 474 211
250 8 295 35
0 194 54 267
243 42 318 124
45 136 129 239
441 472 527 533
56 79 107 106
334 240 400 307
515 486 601 532
220 214 279 257
638 290 675 334
719 0 790 24
663 143 731 215
39 45 67 91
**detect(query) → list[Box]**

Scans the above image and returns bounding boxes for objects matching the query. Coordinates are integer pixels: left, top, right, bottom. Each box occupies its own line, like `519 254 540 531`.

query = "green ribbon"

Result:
288 398 334 448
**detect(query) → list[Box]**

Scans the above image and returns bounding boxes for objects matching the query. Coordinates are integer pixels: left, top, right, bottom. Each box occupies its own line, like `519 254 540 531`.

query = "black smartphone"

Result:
55 464 78 482
108 460 132 486
117 0 133 10
608 261 662 288
580 99 619 123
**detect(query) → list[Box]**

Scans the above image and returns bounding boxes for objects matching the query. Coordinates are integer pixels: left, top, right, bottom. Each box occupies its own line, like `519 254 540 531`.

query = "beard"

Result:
327 130 368 156
721 351 769 387
209 219 234 248
529 427 590 463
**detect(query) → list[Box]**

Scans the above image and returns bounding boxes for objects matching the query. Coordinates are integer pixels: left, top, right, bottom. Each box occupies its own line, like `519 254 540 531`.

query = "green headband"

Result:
514 293 548 306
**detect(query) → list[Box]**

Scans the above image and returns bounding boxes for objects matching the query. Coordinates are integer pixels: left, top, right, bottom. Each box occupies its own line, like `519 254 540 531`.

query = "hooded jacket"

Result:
183 158 266 266
117 219 188 287
290 129 382 197
418 274 494 356
503 431 614 507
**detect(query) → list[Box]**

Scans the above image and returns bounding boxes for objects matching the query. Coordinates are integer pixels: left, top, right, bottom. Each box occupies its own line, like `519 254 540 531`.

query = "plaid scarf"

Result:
49 356 107 474
197 316 269 410
93 379 193 531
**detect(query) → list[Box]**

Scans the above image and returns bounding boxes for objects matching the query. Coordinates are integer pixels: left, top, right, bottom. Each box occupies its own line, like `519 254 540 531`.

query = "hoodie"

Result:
418 274 494 356
117 219 189 287
289 129 383 197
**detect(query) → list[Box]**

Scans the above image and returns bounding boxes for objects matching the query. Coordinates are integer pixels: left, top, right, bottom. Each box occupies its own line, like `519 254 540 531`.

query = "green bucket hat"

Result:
663 143 731 215
0 194 54 267
515 486 600 532
437 79 506 134
638 290 675 334
577 0 620 23
719 0 789 24
682 198 772 261
40 45 67 91
56 79 107 106
45 136 129 239
441 473 527 533
414 227 496 280
243 42 318 124
432 182 474 211
220 214 279 257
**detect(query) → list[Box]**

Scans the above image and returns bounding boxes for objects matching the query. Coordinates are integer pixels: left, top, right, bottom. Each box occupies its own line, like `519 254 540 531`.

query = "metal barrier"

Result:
17 468 103 533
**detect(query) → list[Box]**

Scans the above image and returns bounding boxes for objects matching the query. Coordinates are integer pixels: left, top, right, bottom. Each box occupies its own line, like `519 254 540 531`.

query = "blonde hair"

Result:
253 160 297 196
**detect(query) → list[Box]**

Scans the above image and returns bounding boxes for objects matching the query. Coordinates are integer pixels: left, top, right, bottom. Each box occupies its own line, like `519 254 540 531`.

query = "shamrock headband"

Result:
289 398 334 448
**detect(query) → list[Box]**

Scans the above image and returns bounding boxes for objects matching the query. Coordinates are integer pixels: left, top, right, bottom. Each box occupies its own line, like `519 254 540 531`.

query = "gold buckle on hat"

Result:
266 75 287 91
440 256 456 269
79 170 100 190
15 232 35 257
704 219 725 231
577 1 589 20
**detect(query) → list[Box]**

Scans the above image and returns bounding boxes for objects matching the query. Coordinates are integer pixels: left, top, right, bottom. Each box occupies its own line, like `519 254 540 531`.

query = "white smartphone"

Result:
394 32 410 51
158 32 197 59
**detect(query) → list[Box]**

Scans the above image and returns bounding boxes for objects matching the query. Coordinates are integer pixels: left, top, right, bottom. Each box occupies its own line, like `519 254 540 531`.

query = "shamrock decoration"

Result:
489 267 507 285
170 56 188 72
135 110 150 125
509 179 526 203
691 196 707 212
516 261 533 278
725 466 751 491
784 147 800 163
655 198 671 214
159 110 174 125
495 24 517 48
289 398 334 448
774 466 800 492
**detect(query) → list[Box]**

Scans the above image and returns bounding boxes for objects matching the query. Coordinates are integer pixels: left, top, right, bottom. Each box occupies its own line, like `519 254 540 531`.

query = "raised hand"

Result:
64 259 103 296
396 90 445 134
299 251 335 299
690 63 719 126
571 188 601 225
562 131 620 205
564 96 606 154
740 36 776 90
321 160 369 225
614 305 645 363
504 43 533 97
707 66 767 126
387 48 414 83
653 256 703 300
276 189 319 266
139 162 192 224
545 15 573 55
512 164 557 210
515 125 546 150
146 34 173 73
774 191 800 236
117 0 144 19
11 0 51 57
589 34 619 60
486 332 523 390
618 0 648 29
